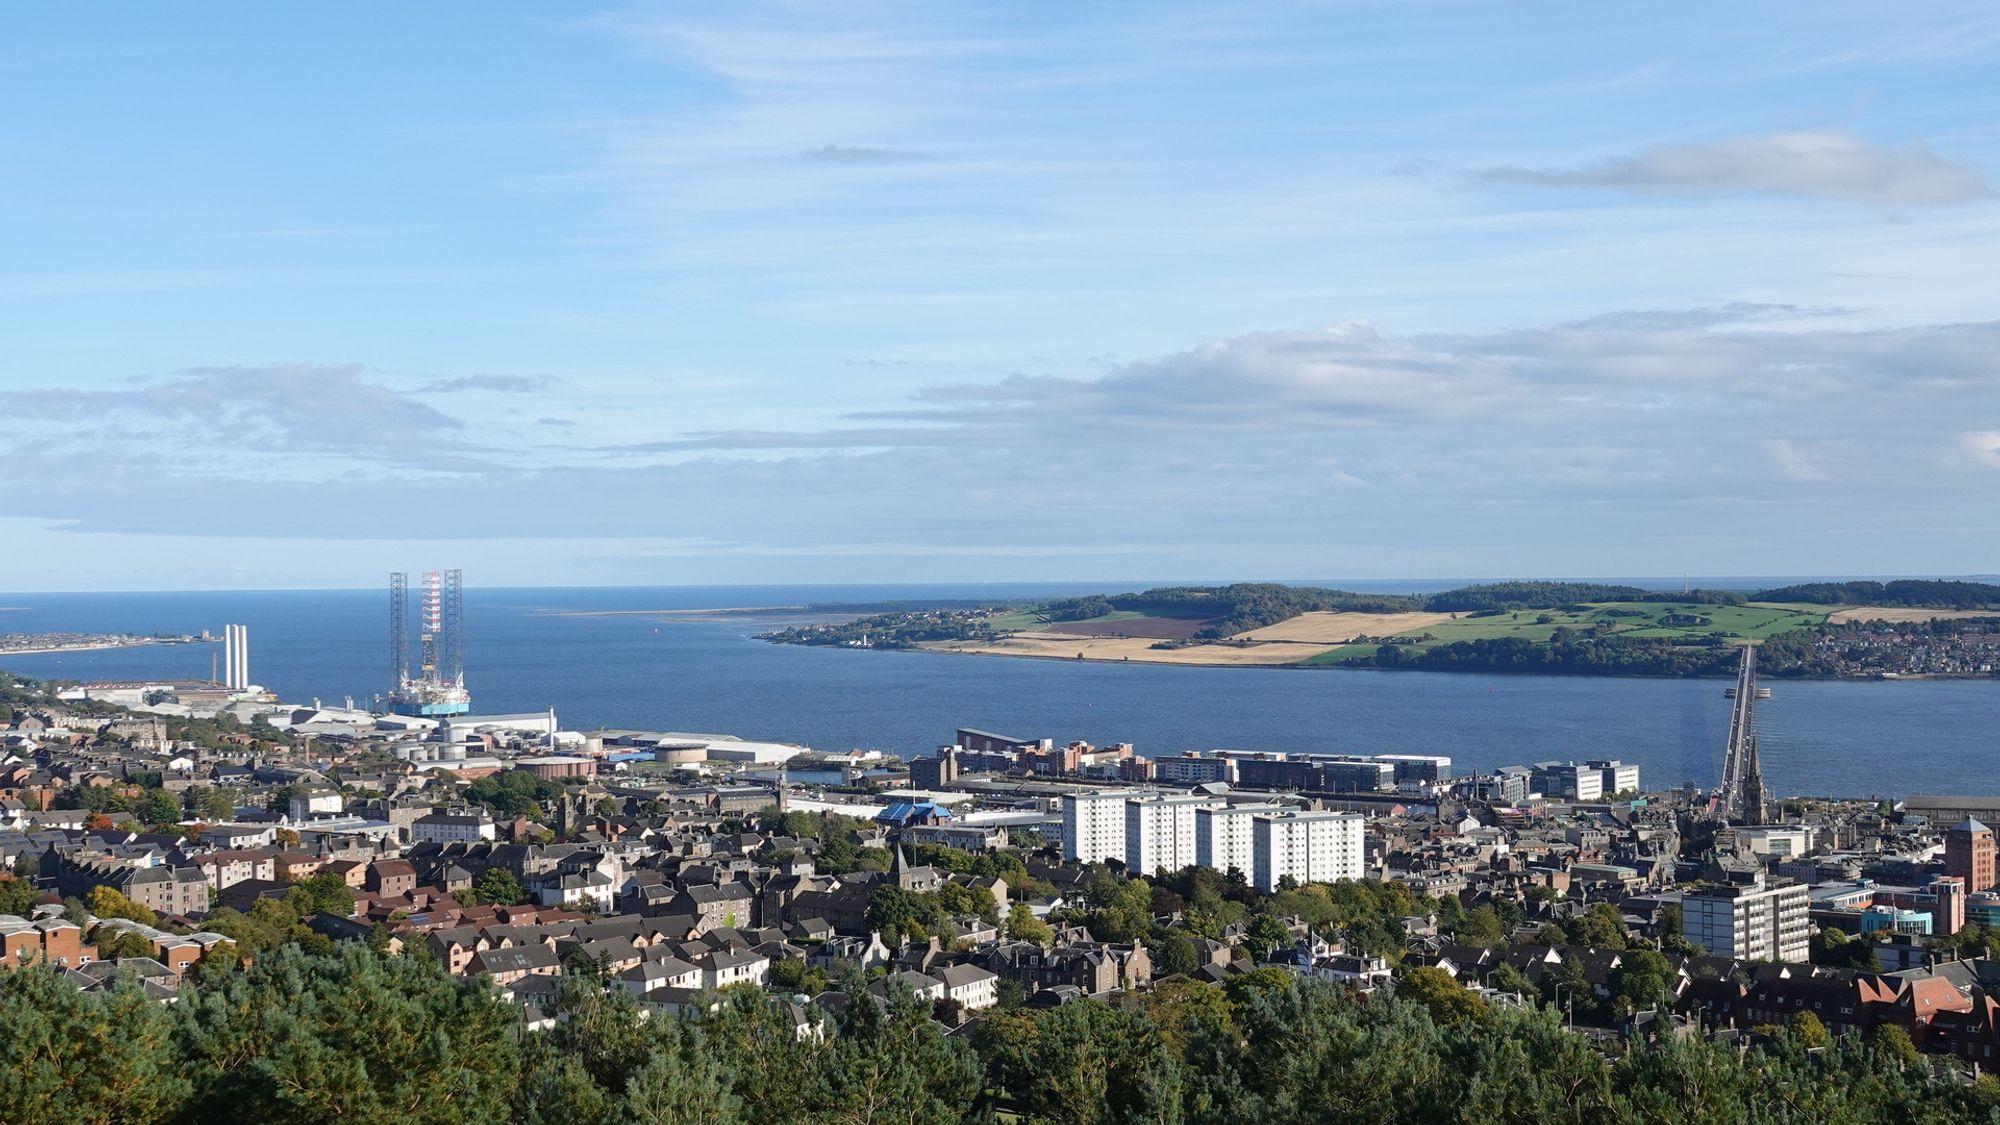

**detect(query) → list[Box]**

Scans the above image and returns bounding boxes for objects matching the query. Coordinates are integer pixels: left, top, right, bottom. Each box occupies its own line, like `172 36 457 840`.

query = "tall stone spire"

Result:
1740 735 1767 827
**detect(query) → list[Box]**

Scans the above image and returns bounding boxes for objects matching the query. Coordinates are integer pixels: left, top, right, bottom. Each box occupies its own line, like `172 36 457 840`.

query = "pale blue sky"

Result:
5 3 1999 590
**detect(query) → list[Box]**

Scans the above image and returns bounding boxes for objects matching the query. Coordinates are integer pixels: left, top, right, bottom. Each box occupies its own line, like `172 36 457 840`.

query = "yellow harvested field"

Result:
1828 606 2000 624
1233 611 1459 643
920 632 1329 666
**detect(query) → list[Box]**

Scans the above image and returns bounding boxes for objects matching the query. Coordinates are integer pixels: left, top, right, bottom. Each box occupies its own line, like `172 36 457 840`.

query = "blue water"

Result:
2 584 1996 799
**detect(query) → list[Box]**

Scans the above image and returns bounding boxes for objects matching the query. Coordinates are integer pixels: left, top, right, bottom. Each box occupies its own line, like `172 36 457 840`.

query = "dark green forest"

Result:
1754 580 2000 609
3 943 1995 1125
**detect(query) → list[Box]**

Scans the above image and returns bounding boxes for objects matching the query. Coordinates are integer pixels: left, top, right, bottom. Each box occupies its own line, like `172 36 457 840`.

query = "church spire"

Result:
1740 735 1767 827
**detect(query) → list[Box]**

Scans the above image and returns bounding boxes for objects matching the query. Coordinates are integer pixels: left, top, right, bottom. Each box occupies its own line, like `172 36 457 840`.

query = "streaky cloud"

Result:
1480 130 1992 205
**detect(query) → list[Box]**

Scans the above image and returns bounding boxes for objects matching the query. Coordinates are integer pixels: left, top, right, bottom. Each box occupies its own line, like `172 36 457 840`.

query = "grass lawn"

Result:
984 609 1052 631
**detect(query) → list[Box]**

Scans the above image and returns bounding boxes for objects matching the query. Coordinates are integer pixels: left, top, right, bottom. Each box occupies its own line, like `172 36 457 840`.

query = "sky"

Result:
4 3 1999 591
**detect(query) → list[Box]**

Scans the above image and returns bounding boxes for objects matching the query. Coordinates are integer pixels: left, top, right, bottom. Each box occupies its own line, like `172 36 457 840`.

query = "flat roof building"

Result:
1684 872 1809 963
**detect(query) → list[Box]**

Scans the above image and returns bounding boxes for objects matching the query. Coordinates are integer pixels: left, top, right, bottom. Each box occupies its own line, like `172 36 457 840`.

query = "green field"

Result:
1301 601 1828 664
984 608 1151 632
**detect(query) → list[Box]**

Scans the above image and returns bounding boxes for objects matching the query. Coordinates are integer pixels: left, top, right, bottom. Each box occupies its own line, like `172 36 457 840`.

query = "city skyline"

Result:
6 4 2000 590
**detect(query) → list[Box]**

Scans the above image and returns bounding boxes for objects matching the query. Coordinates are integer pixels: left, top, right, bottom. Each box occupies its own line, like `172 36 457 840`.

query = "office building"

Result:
1588 760 1641 797
1251 811 1365 892
1061 791 1132 865
1529 760 1641 803
1683 872 1810 962
1467 766 1532 805
1316 757 1395 793
1234 756 1319 790
1373 754 1452 785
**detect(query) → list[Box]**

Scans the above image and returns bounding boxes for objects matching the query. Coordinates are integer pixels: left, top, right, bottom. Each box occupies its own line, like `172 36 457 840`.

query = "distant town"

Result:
0 631 204 657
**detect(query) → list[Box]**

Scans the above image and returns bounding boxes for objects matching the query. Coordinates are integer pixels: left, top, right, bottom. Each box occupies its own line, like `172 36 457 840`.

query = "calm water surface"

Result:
2 585 1994 799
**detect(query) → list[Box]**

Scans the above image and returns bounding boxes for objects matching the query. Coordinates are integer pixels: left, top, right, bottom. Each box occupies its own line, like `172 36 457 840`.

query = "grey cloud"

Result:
799 144 935 165
1481 130 1993 204
8 310 2000 567
12 363 475 464
1563 303 1852 332
415 373 559 393
606 426 969 452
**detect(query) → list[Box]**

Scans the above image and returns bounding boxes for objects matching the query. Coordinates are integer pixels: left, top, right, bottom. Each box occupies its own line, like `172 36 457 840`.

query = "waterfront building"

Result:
1904 796 2000 828
1153 752 1236 786
1528 760 1641 803
956 728 1046 756
1251 811 1365 892
1589 760 1641 797
1316 757 1395 793
1372 754 1452 785
1233 756 1319 791
1684 871 1810 962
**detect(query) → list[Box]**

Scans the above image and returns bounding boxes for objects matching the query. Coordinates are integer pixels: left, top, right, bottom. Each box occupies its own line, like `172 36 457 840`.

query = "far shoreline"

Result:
773 638 1998 683
0 638 196 657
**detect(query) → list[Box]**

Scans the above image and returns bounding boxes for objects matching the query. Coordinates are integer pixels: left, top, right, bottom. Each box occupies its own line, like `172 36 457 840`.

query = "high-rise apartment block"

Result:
1196 803 1284 880
1061 791 1132 865
1251 811 1365 892
1124 795 1210 876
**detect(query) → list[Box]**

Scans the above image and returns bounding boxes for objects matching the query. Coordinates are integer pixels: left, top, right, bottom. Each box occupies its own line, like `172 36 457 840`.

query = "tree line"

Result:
1755 580 2000 609
1344 630 1842 677
4 941 1996 1125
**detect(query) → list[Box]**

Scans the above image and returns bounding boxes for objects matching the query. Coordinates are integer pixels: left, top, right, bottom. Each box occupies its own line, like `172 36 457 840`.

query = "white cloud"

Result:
1964 430 2000 469
1483 130 1993 204
1763 438 1827 482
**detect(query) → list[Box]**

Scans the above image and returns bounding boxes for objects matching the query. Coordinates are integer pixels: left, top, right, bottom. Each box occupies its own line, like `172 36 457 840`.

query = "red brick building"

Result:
1946 816 1997 893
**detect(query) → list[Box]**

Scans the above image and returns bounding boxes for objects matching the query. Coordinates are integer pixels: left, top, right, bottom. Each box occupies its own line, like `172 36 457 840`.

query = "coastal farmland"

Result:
923 632 1320 665
1234 611 1458 643
758 580 2000 676
1828 606 2000 624
922 603 1829 668
1299 602 1831 664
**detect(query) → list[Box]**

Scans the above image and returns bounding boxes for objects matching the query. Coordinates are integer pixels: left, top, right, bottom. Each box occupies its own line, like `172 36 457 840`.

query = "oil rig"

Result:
386 569 471 717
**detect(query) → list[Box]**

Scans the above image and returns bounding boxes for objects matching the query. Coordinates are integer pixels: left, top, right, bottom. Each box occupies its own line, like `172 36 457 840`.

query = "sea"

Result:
1 582 1996 800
